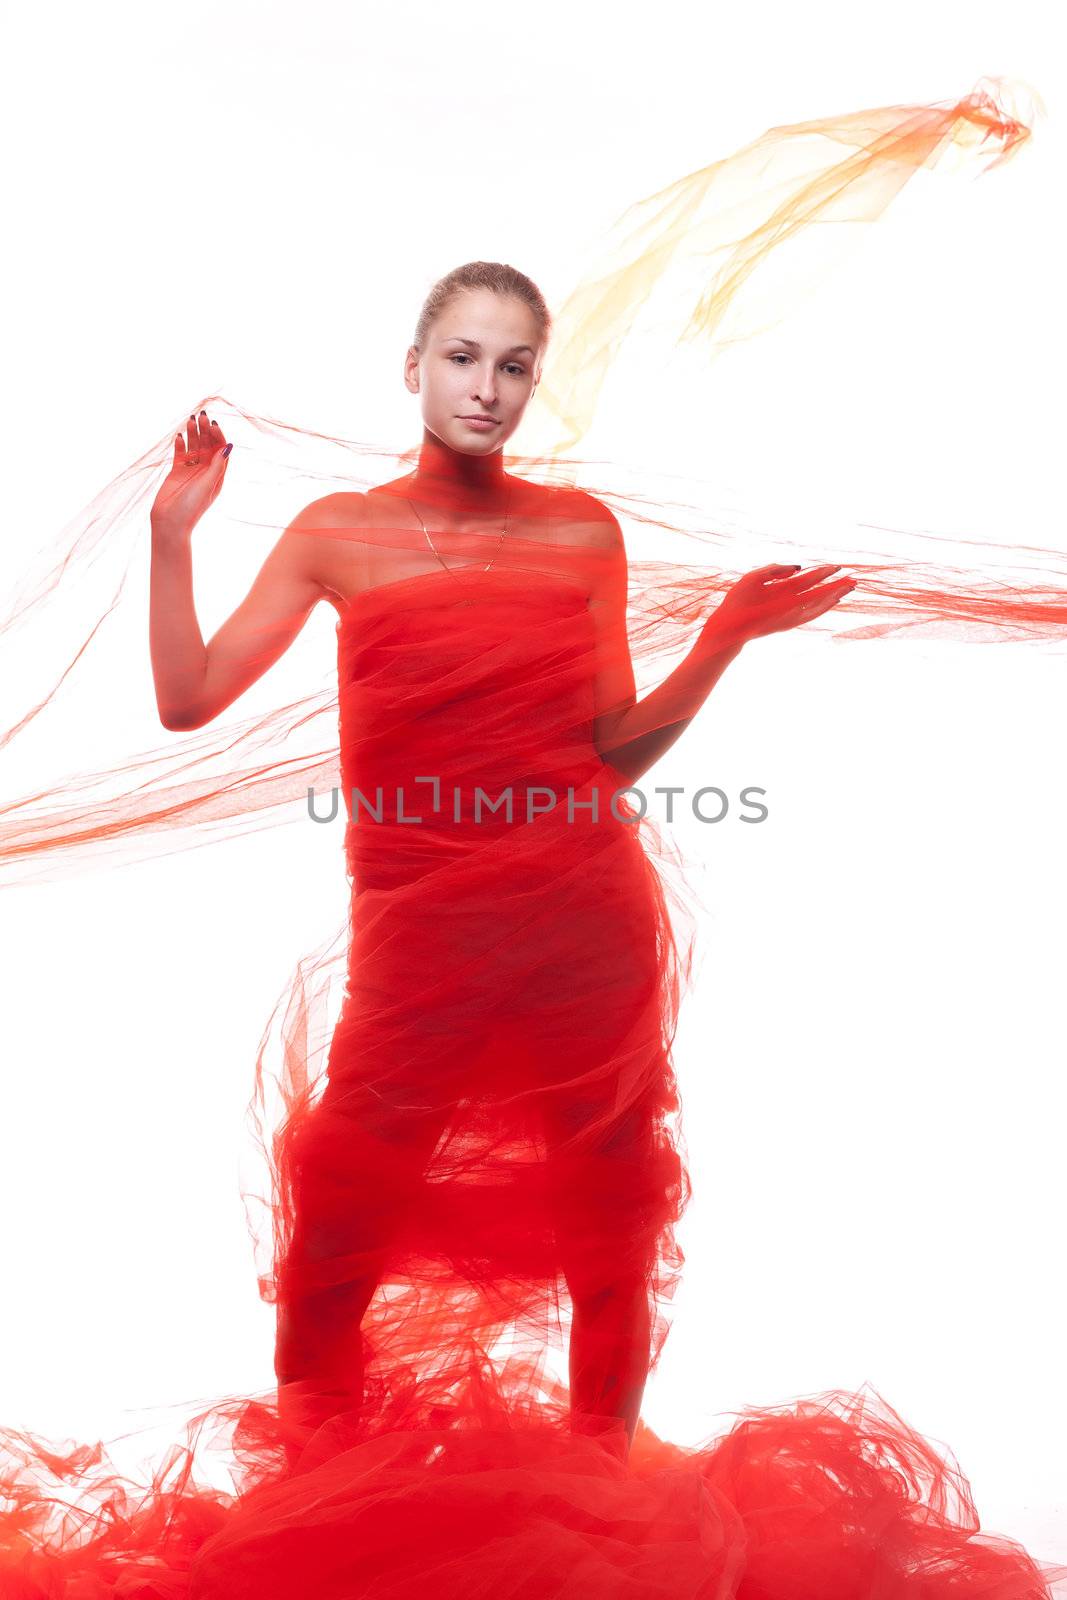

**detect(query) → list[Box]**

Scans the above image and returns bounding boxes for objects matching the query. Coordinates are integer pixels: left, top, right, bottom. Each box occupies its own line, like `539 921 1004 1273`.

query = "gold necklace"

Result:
405 489 513 584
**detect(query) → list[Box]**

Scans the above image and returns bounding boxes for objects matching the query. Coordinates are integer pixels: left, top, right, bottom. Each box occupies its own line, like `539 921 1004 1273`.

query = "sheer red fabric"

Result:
2 77 1066 1599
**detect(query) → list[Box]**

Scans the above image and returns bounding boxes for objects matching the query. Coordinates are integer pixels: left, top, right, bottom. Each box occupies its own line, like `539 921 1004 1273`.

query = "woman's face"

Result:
405 288 543 455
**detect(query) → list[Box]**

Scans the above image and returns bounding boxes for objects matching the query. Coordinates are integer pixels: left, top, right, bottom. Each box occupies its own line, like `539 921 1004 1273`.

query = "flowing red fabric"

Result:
2 77 1067 1599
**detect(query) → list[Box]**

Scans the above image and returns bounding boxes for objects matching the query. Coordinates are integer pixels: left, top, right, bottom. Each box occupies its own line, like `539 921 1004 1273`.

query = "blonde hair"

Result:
412 261 551 364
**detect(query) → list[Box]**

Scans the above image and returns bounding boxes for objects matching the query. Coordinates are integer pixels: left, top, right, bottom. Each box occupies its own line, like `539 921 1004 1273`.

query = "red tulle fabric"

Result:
2 76 1066 1599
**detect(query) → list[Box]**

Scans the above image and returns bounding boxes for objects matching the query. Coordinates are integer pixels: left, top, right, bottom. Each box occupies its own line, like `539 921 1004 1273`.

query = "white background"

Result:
1 0 1064 1561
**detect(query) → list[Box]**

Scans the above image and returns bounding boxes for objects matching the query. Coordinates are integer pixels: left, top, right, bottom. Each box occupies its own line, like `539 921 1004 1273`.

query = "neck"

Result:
407 427 509 510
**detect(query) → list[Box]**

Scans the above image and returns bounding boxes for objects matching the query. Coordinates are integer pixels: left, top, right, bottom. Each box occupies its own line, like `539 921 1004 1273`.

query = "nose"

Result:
472 363 498 408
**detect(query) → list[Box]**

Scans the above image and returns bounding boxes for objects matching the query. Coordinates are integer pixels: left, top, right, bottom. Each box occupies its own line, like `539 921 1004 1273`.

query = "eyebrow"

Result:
443 337 536 357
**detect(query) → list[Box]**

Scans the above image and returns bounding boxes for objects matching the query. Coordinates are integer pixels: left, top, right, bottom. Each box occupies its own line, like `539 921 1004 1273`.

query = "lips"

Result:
459 416 498 425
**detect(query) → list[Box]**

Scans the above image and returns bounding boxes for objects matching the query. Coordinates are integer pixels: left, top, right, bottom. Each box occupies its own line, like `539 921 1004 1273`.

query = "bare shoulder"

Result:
570 491 625 574
529 483 622 551
519 486 625 610
558 487 622 549
281 491 370 606
287 490 368 534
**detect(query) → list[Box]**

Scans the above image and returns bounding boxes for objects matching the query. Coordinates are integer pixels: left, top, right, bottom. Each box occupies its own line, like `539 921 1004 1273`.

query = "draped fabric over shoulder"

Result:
2 77 1066 1599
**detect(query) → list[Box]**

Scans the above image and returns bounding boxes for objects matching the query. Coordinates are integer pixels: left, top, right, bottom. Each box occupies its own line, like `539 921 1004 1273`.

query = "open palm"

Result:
150 409 232 531
714 563 856 645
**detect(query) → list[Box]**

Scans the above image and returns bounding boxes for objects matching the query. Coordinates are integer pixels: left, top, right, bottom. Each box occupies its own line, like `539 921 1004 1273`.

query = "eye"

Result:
447 354 527 376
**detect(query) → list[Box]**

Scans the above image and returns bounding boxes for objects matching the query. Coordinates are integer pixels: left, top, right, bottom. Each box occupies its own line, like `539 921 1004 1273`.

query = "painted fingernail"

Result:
222 443 233 457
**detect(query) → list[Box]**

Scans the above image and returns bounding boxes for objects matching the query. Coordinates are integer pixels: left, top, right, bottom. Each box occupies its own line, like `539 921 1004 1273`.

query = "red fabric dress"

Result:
273 550 688 1433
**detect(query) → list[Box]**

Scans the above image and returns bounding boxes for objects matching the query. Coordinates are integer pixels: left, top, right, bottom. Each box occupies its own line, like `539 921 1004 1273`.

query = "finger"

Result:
789 564 845 592
185 414 198 460
172 433 184 464
208 416 226 449
753 563 802 580
799 579 856 619
197 408 211 447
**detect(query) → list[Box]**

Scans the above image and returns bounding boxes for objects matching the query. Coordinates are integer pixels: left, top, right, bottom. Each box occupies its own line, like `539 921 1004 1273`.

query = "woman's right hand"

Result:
150 410 232 533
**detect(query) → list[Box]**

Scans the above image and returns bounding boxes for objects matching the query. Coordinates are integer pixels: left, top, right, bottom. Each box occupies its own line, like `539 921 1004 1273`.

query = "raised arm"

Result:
149 411 334 731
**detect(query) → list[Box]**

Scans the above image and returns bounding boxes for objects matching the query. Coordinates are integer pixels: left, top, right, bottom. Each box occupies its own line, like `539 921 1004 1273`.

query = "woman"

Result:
149 263 855 1462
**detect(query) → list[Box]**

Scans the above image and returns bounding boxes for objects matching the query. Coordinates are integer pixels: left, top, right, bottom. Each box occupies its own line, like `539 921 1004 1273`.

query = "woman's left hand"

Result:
709 563 857 647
